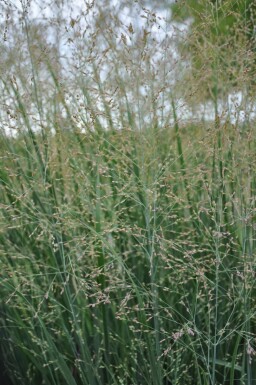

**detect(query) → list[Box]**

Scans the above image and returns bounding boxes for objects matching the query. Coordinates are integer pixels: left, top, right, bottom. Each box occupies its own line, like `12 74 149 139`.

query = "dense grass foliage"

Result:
0 1 256 384
1 106 256 385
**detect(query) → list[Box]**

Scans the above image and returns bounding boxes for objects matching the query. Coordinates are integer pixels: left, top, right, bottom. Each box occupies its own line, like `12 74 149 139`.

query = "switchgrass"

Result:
0 2 256 385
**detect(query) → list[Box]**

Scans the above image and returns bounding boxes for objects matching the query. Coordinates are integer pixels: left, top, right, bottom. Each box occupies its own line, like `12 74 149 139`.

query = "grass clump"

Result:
0 1 256 385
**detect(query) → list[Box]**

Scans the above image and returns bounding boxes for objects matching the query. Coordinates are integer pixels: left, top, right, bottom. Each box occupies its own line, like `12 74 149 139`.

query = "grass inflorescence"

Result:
0 1 256 384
